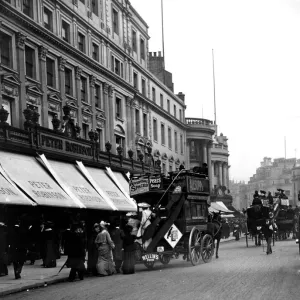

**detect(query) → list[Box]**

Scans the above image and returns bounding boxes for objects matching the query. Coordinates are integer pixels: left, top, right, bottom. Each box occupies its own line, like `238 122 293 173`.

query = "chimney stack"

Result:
154 52 157 57
177 92 185 102
158 51 161 57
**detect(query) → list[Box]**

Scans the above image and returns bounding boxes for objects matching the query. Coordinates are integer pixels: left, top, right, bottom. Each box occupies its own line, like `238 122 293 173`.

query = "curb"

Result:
0 276 69 297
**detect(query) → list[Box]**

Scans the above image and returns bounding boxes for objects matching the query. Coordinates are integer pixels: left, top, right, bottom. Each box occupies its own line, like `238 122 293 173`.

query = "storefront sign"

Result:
164 224 183 248
149 174 163 190
40 133 93 158
141 254 159 262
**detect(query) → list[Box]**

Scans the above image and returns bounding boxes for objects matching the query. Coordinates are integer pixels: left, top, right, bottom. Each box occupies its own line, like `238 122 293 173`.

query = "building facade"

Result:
0 0 186 173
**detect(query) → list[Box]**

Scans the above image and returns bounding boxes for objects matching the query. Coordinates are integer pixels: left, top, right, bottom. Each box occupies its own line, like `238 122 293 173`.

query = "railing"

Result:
186 118 214 126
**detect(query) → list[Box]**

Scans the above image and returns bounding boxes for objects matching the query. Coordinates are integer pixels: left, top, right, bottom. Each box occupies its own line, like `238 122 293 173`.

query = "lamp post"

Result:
138 152 144 173
0 106 10 140
51 114 61 132
128 149 134 170
23 106 34 131
105 141 112 165
117 145 123 166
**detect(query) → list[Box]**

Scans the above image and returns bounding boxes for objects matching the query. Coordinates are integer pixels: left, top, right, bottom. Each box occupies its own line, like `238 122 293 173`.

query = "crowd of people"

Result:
0 203 156 282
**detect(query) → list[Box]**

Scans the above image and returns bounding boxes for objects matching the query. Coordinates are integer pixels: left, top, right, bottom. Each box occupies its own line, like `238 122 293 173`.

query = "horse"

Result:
208 212 223 259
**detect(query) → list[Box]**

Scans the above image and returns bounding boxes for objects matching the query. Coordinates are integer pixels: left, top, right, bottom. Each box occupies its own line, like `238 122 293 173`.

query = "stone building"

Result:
0 0 186 173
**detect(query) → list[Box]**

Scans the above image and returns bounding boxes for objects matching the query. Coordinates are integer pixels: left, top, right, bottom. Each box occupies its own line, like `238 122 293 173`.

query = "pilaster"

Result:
108 85 115 153
126 97 132 149
207 142 213 191
90 75 96 129
218 161 223 186
103 83 110 142
75 66 82 128
58 56 66 106
203 142 207 164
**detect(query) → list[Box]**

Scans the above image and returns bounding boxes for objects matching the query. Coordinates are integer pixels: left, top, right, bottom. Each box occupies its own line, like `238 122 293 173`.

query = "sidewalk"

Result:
0 235 243 297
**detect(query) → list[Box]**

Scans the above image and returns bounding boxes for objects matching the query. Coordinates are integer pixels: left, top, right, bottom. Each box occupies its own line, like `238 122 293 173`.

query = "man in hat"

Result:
267 191 274 205
252 191 262 206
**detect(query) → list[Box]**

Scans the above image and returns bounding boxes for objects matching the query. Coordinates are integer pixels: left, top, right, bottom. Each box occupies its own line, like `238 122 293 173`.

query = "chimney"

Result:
158 51 161 57
149 52 152 57
154 52 157 57
177 92 185 102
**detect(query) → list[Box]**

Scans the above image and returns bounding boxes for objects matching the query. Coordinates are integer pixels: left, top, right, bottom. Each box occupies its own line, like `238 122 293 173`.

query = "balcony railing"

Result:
186 118 214 126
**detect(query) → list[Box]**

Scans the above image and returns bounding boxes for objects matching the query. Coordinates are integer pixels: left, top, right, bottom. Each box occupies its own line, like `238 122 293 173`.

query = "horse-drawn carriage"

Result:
129 169 221 269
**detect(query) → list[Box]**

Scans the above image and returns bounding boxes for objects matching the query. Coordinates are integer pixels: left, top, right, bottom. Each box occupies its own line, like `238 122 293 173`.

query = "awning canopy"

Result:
76 162 137 212
221 214 235 218
39 155 113 210
0 152 81 208
0 170 35 206
209 202 232 213
216 201 233 213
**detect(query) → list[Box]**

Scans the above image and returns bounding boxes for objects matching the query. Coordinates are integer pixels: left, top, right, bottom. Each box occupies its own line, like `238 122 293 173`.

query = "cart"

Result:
129 169 216 269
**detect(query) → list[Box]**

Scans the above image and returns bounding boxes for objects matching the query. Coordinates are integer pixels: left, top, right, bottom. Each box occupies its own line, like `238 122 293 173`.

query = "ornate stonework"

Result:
16 32 26 49
75 66 82 79
126 97 132 107
108 86 115 97
89 75 96 87
38 46 48 61
59 57 67 71
103 83 109 95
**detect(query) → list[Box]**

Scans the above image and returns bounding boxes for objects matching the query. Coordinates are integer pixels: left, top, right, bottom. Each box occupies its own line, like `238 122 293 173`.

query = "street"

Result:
2 239 300 300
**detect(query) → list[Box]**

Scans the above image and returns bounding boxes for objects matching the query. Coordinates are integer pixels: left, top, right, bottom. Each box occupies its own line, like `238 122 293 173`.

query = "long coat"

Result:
9 225 28 262
110 227 124 261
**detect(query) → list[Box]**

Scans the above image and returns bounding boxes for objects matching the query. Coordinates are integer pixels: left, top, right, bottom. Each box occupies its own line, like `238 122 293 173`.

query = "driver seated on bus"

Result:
252 190 262 206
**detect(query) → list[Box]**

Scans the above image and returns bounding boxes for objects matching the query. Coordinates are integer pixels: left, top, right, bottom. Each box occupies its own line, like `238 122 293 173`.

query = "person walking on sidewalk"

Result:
66 223 86 282
122 225 136 275
110 220 124 274
9 220 28 279
0 222 8 277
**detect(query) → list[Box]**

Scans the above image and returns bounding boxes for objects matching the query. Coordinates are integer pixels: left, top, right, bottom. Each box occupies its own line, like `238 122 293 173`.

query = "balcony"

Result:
186 118 215 140
186 118 214 127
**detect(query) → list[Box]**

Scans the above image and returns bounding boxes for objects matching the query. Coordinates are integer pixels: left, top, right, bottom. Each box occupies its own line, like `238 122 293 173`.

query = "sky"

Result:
129 0 300 182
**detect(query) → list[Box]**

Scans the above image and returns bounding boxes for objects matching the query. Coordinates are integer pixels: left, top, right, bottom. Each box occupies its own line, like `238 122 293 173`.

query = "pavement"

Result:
0 234 241 297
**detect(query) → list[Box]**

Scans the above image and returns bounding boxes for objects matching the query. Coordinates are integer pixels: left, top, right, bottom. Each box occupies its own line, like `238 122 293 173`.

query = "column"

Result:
106 43 111 69
203 141 207 164
227 165 230 190
38 45 49 127
89 75 96 129
55 3 61 36
58 57 66 106
124 58 129 82
223 163 227 188
108 85 115 153
131 99 137 150
16 32 27 128
75 66 82 129
207 142 213 192
128 60 132 84
103 83 110 142
218 162 223 186
211 160 215 188
126 97 132 150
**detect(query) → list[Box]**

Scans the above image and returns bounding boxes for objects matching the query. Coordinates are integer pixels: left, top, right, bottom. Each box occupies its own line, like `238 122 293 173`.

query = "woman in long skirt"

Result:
95 221 115 276
87 223 100 275
122 225 136 274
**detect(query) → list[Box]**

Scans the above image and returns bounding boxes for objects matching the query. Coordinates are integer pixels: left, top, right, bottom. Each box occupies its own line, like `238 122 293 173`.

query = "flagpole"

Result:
212 49 217 135
161 0 166 85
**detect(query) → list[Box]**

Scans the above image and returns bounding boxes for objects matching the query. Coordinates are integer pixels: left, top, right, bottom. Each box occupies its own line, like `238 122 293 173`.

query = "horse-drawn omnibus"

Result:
129 169 221 269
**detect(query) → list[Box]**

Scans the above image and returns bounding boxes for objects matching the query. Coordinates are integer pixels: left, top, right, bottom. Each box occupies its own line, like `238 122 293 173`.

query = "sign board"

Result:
187 176 209 194
141 253 159 262
164 224 183 248
129 174 163 197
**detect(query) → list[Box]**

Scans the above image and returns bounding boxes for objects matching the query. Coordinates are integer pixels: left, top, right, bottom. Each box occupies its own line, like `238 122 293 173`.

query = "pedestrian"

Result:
0 222 8 277
122 225 136 275
9 220 28 279
110 220 124 274
87 223 100 276
26 222 40 265
126 212 140 236
95 221 115 276
41 221 57 268
66 223 86 282
267 192 273 205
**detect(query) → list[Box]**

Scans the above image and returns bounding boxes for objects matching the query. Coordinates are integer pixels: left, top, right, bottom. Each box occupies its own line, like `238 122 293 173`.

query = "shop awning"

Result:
209 202 232 213
0 169 35 206
105 167 137 208
216 201 233 213
0 152 81 208
38 154 113 211
76 162 137 212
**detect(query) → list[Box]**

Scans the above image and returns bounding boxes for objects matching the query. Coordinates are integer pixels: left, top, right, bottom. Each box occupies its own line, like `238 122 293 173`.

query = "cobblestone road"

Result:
3 239 300 300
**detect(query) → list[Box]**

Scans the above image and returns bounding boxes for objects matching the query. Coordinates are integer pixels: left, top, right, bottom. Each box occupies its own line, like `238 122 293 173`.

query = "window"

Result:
132 30 137 52
168 127 172 149
160 94 163 108
92 43 99 61
80 77 87 102
135 109 140 133
174 105 176 118
174 131 178 152
133 72 138 89
44 7 52 31
95 84 101 108
0 32 12 68
82 123 89 140
161 123 165 145
167 100 170 113
92 0 98 15
153 118 158 141
169 165 173 173
112 9 119 35
61 21 70 43
23 0 32 18
48 113 54 129
179 109 182 121
65 68 72 95
25 46 35 78
111 56 123 77
116 97 122 118
141 79 146 96
180 134 183 154
143 113 147 136
2 96 12 125
78 32 85 53
140 38 145 60
162 163 166 175
46 58 55 87
152 87 156 102
115 135 125 150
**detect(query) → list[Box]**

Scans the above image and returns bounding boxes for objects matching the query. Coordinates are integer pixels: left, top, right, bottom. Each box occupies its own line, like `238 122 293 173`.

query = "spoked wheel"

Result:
159 254 171 265
143 260 155 270
188 227 202 266
200 234 214 263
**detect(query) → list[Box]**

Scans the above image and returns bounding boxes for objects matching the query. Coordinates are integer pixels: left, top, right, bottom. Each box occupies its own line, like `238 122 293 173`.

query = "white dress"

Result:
136 209 152 249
